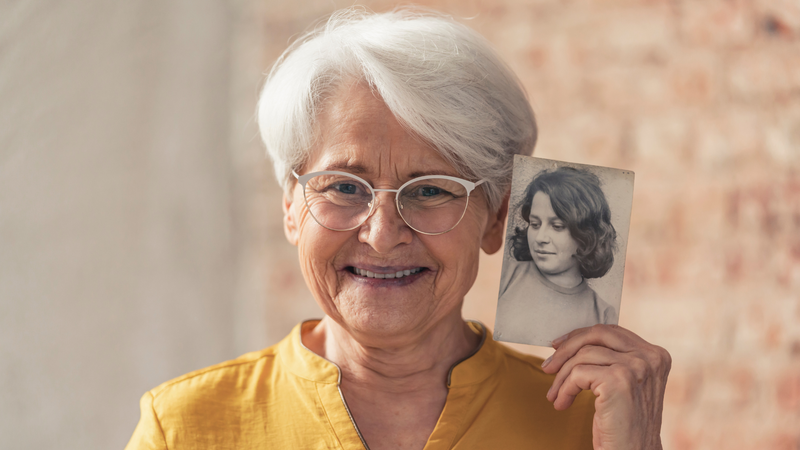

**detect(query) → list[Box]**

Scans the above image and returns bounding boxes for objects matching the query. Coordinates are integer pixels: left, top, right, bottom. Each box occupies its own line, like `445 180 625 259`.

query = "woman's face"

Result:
527 192 581 279
283 83 505 344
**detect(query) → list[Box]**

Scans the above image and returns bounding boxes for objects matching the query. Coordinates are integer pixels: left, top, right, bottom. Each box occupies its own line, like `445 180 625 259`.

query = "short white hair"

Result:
257 7 536 212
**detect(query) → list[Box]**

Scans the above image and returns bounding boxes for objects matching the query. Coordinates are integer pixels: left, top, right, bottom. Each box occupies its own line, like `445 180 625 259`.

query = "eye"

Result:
336 183 358 195
529 220 541 229
420 186 442 197
552 222 566 231
399 178 466 209
405 185 455 200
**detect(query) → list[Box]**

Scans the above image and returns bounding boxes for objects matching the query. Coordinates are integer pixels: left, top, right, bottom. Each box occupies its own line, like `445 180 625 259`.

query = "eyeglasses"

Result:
292 170 487 235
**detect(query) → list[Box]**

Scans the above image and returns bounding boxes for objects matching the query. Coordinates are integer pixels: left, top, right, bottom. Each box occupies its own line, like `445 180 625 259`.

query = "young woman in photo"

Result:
497 166 618 344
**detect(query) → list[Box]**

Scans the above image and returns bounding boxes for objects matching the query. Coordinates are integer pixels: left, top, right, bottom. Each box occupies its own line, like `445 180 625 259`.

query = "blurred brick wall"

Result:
252 1 800 448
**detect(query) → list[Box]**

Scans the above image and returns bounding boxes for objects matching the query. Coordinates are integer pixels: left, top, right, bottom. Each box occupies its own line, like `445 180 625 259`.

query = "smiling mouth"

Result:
347 267 425 279
534 250 555 255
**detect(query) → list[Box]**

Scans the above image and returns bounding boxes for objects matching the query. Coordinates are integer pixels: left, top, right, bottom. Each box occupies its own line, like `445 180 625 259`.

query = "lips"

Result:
534 250 555 255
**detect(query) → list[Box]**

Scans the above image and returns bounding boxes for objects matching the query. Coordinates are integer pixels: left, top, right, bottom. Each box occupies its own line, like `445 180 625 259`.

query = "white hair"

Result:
257 7 536 212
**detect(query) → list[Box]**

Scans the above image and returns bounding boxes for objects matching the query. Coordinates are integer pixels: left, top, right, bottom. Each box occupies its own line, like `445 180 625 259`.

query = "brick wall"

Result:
253 1 800 448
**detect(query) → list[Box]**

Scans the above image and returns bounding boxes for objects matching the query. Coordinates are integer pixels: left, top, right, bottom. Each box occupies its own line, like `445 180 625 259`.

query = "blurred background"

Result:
1 0 798 448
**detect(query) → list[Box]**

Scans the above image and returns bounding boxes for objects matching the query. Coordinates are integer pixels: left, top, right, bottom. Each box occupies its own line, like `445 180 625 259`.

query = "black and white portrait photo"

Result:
494 156 634 346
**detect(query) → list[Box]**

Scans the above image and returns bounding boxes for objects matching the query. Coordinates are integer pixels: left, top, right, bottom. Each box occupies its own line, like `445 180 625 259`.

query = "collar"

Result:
278 320 503 388
446 321 503 388
277 320 341 384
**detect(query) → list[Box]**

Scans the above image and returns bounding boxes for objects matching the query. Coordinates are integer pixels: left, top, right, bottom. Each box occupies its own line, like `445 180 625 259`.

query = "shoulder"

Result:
489 340 595 414
148 346 279 409
490 342 554 392
499 258 535 298
588 287 618 325
496 342 546 372
469 339 595 447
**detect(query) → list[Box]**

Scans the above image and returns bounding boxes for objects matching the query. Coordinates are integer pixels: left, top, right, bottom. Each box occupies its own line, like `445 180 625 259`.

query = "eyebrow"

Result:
320 161 369 174
319 162 458 179
408 170 459 178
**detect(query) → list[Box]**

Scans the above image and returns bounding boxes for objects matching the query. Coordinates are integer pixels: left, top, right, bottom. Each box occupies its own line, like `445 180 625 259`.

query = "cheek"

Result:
294 208 347 300
559 233 580 257
427 216 484 296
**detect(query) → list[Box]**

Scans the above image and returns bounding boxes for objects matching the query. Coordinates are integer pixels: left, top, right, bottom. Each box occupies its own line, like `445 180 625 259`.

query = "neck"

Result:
304 315 480 393
541 266 583 289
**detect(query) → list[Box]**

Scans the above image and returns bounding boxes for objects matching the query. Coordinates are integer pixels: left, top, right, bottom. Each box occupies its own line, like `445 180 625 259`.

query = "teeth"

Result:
354 267 422 279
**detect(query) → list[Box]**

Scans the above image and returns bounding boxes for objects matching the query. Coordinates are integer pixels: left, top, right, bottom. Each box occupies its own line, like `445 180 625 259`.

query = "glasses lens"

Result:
398 177 470 234
303 173 373 230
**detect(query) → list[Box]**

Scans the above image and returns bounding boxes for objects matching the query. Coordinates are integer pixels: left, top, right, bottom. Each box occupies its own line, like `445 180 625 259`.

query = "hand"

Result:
540 325 671 450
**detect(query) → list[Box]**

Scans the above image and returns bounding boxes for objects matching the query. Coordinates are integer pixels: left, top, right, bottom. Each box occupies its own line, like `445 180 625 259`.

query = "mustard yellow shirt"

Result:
125 321 594 449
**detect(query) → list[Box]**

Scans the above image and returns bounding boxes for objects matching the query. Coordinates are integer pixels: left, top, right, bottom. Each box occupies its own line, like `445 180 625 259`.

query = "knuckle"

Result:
630 357 648 381
575 345 594 358
590 324 605 333
611 365 635 387
642 344 672 374
641 347 660 368
571 364 590 380
657 345 673 373
588 324 605 341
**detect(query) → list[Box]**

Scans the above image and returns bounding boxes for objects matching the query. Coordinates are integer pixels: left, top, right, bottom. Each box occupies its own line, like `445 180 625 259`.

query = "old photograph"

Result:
494 156 635 346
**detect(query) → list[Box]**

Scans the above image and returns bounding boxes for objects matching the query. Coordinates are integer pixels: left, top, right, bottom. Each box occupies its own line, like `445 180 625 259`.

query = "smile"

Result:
349 267 424 279
534 250 555 255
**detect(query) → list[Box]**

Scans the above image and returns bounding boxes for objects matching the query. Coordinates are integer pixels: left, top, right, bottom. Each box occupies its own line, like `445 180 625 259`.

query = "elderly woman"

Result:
497 167 619 345
126 8 670 450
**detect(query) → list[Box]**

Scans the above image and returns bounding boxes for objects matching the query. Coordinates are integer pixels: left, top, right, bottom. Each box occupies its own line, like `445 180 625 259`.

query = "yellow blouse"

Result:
125 321 594 449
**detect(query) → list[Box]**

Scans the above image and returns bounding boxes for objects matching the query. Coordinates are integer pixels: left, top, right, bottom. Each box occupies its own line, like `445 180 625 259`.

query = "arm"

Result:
125 392 168 450
541 325 671 450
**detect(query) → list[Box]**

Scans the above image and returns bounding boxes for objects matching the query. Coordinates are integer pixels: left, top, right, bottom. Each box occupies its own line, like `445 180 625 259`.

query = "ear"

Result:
481 191 509 254
283 190 300 246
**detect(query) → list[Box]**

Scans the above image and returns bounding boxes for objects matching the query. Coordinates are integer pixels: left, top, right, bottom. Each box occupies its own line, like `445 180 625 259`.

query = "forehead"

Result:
530 192 558 218
305 82 458 179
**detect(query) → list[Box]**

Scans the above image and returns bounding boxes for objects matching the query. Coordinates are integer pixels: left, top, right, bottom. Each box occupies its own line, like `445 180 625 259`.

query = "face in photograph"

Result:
526 192 581 282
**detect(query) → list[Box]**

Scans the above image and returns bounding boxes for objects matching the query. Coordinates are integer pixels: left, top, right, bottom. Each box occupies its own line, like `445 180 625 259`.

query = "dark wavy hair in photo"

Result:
509 166 617 279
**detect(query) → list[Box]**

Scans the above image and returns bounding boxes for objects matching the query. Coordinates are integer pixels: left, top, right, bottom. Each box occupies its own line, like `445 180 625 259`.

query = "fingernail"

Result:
551 333 568 347
541 355 552 369
546 384 554 399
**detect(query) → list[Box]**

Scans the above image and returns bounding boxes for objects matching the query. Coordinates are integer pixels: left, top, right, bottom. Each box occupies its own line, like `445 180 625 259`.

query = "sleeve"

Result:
602 303 619 325
124 391 168 450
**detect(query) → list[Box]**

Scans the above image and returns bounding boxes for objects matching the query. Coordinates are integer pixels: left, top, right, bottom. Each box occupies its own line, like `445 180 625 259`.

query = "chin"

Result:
332 298 426 338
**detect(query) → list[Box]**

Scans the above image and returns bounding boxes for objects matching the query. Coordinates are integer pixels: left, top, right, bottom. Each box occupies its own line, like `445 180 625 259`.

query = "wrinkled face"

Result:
284 83 501 343
527 192 580 279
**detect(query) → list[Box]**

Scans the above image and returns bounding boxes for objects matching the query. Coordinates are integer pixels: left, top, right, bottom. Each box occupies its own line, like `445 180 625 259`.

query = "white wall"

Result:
0 1 243 448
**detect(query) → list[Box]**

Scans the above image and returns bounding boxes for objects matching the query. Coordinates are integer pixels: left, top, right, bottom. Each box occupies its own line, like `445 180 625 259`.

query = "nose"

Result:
358 192 413 254
535 225 550 244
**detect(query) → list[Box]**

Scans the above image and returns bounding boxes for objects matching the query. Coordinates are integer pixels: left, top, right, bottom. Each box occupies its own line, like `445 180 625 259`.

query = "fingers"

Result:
552 363 640 411
543 324 645 375
551 364 606 411
545 345 618 403
543 326 673 447
543 325 672 413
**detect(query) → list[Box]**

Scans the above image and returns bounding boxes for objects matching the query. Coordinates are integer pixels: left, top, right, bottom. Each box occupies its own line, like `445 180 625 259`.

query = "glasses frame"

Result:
292 170 487 236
